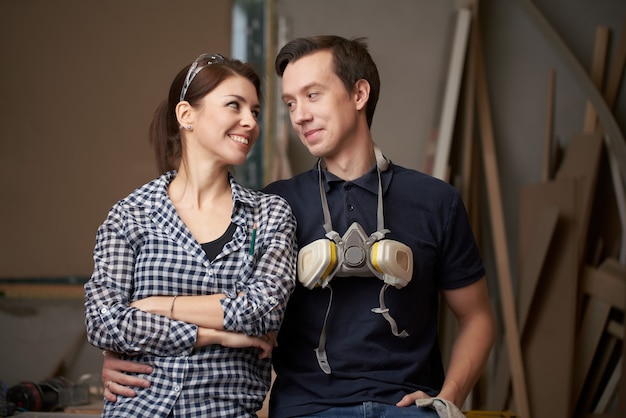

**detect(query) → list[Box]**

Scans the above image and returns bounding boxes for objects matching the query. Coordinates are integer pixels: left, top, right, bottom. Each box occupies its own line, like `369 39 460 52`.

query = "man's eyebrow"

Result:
281 82 323 101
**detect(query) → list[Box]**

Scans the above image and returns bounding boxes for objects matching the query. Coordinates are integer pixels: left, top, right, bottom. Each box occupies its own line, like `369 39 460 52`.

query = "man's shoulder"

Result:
389 163 458 193
263 169 316 196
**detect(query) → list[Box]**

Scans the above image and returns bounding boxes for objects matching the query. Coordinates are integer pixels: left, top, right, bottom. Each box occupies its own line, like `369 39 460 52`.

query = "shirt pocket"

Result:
224 252 256 298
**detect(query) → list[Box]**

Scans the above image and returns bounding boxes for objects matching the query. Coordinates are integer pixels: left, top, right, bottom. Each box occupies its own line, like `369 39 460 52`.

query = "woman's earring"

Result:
186 125 193 131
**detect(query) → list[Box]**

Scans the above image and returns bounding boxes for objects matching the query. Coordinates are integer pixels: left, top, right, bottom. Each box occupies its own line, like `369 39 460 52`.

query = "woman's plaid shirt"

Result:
84 171 297 417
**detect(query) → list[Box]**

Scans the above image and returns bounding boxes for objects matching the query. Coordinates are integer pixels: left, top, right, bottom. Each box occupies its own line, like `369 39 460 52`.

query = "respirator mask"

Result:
297 145 414 374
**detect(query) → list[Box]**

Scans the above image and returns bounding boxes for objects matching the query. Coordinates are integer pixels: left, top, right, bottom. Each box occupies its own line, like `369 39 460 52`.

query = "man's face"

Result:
280 50 360 159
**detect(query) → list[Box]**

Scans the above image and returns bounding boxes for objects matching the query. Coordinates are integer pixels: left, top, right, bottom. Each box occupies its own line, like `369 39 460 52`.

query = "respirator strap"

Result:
317 144 389 237
374 145 387 234
317 160 335 236
371 284 409 338
314 285 334 374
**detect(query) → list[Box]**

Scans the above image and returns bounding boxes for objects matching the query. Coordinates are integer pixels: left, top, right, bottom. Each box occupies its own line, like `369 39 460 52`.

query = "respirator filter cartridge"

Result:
297 239 338 289
370 240 413 288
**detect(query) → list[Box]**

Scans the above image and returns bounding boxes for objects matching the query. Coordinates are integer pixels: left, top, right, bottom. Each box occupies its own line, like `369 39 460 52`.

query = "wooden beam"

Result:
515 0 626 187
572 296 612 407
518 205 559 329
580 261 626 311
475 26 530 418
594 357 622 413
432 6 472 181
603 16 626 109
555 133 604 264
490 205 559 411
542 69 555 182
517 179 578 418
461 11 478 205
0 283 85 298
583 26 610 134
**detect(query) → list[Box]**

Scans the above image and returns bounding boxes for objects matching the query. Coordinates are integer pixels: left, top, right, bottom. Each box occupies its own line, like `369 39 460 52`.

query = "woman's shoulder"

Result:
113 172 172 209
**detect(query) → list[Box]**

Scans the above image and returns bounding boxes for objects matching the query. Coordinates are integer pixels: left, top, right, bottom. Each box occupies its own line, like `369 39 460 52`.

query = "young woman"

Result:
84 53 297 417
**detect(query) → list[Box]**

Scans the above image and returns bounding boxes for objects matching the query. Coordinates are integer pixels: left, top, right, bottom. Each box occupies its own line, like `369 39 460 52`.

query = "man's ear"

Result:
354 79 370 111
176 101 193 128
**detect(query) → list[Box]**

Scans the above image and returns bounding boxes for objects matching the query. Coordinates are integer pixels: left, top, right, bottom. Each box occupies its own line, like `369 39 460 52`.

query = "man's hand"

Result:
395 390 433 407
102 351 153 402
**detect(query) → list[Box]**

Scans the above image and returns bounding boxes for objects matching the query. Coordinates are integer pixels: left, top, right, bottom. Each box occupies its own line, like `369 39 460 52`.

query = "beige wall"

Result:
274 0 458 175
0 1 233 278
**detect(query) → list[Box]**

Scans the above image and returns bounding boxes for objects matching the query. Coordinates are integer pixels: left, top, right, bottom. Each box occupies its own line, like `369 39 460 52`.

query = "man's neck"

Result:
324 141 377 181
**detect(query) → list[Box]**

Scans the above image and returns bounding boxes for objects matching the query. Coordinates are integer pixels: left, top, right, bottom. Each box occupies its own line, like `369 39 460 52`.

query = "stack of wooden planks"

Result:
433 3 626 418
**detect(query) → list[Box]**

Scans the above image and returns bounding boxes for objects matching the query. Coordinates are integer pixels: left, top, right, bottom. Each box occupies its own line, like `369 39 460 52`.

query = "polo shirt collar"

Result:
317 159 393 195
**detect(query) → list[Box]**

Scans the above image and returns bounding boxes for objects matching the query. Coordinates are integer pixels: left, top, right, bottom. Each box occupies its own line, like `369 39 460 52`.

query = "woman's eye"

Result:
228 101 240 109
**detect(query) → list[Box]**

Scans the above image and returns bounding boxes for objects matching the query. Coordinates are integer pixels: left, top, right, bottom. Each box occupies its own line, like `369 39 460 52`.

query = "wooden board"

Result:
475 26 530 418
555 133 604 264
518 205 560 329
515 0 626 188
461 11 478 206
603 16 626 110
572 295 612 407
542 69 555 182
432 7 472 181
583 26 610 134
490 206 559 410
519 178 578 418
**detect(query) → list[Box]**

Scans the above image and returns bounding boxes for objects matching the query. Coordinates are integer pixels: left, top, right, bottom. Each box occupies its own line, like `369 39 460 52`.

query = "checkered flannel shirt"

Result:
84 171 297 417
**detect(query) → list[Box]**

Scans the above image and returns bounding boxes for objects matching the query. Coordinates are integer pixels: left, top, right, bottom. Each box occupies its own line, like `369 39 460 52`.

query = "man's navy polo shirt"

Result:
263 161 484 418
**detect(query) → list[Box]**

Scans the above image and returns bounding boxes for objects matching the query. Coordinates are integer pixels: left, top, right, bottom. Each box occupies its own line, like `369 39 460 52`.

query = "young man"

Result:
101 36 496 418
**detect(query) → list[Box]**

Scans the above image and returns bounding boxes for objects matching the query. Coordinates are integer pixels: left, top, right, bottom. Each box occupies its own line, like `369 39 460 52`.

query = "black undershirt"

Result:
200 222 237 261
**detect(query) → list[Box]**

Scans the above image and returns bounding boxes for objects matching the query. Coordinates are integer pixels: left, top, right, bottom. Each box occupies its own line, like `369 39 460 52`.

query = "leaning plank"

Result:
583 26 610 134
432 7 472 181
607 152 626 264
490 205 559 410
576 335 620 415
595 357 622 413
576 263 624 417
518 205 560 329
572 295 611 408
606 320 624 339
475 27 530 418
542 69 555 182
555 133 604 264
461 11 478 206
515 0 626 187
575 256 626 411
518 178 578 418
580 261 626 311
603 16 626 110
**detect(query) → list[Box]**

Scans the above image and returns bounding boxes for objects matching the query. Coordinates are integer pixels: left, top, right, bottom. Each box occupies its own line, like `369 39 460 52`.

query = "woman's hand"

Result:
196 328 274 359
130 296 167 316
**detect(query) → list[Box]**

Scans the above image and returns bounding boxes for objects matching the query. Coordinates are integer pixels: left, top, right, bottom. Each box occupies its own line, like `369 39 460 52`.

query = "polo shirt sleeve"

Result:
438 189 485 290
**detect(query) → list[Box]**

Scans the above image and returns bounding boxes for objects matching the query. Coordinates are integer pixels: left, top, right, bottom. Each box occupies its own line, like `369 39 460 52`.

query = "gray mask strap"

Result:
371 284 409 338
317 160 336 237
314 285 334 374
317 146 389 239
373 144 388 234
